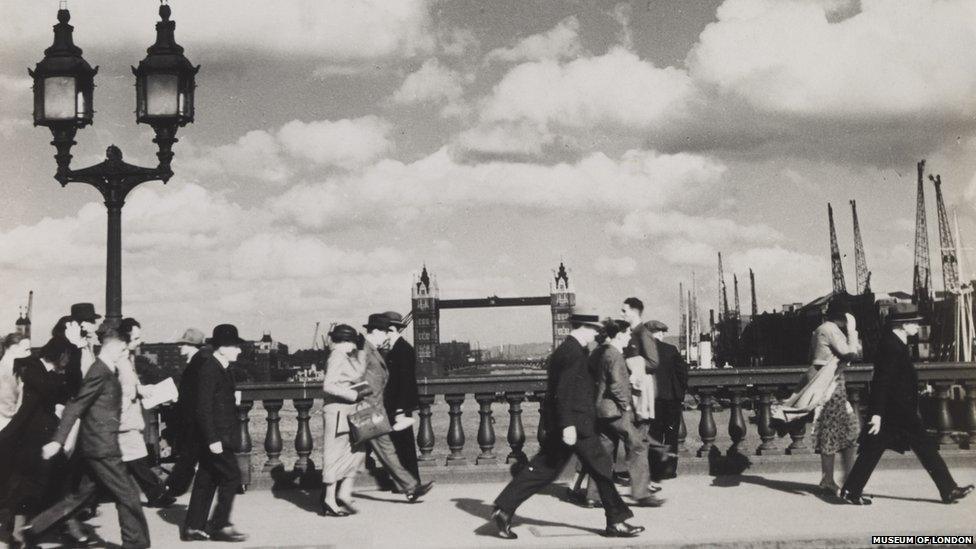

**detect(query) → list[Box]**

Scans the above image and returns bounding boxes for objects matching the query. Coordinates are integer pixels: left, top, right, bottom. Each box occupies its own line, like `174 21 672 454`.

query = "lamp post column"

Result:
104 192 124 329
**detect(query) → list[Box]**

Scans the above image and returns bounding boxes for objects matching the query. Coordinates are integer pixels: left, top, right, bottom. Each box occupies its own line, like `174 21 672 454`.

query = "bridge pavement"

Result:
18 467 976 548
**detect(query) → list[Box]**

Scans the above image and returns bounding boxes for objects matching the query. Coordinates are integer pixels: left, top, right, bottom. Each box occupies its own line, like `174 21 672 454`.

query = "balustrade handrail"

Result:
236 362 976 399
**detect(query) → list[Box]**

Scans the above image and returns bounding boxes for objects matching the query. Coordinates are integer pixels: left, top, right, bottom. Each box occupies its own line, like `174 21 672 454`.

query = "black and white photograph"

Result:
0 0 974 547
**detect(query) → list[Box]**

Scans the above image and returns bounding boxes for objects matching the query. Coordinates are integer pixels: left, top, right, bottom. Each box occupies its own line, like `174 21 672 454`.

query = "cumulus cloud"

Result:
485 16 583 63
608 211 782 246
183 116 393 182
390 59 469 116
3 0 436 62
687 0 976 119
269 147 727 229
480 47 694 130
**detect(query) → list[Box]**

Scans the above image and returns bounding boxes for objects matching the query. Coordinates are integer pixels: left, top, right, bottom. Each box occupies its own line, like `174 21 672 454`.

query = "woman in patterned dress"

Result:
809 300 861 494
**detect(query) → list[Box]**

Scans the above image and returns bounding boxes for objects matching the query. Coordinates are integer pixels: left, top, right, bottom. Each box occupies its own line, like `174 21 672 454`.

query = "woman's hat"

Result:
207 324 246 347
329 324 359 344
363 313 392 332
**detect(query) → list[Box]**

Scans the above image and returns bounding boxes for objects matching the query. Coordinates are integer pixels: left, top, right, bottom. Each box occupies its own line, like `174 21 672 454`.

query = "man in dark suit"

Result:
491 308 644 540
841 308 973 505
161 327 210 499
645 321 689 482
381 311 421 480
182 325 247 543
26 338 151 549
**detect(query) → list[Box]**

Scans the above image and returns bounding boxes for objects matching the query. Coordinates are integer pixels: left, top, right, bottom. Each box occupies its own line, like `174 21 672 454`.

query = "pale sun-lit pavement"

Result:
18 467 976 548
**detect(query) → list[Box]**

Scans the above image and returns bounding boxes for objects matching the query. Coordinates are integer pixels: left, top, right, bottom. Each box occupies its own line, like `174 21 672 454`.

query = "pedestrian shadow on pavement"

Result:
867 494 944 505
452 498 604 537
710 474 838 503
269 464 326 513
156 503 188 526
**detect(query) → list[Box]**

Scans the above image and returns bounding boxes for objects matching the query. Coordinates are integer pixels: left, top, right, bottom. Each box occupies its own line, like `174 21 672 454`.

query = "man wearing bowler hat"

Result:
361 314 434 502
491 306 644 540
840 307 973 505
182 324 247 542
381 311 421 481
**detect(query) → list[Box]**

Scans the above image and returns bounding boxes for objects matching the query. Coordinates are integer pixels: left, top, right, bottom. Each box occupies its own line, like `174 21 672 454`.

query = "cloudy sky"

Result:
1 0 975 348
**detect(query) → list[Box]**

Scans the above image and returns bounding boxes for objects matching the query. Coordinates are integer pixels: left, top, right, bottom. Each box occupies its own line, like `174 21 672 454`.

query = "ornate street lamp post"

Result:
29 3 199 329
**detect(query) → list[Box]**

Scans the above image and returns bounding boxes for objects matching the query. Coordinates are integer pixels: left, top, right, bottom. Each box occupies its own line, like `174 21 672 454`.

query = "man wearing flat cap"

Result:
183 324 248 542
643 320 688 483
381 311 421 481
841 308 973 505
491 306 644 540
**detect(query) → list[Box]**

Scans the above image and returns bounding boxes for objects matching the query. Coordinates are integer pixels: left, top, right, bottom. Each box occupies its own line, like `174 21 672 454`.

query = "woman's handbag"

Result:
347 402 392 444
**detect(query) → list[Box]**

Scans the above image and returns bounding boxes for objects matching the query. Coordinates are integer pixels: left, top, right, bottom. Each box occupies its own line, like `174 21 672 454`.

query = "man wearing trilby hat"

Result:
840 306 973 505
491 305 644 540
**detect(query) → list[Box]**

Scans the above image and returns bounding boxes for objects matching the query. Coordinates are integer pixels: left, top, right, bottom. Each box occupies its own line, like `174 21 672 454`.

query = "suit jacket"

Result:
628 323 660 373
653 340 689 401
545 336 597 438
53 359 123 459
868 331 923 447
177 347 211 433
359 342 391 415
383 337 419 415
592 344 630 419
193 355 239 448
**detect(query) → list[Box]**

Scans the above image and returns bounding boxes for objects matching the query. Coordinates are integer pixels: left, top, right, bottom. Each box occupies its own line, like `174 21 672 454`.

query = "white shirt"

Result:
214 351 231 369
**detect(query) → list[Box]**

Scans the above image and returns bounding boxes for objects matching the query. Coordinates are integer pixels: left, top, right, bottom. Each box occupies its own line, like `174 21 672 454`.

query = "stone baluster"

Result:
505 392 527 464
755 389 782 455
964 382 976 450
416 395 436 465
475 393 497 464
534 393 548 446
786 416 810 455
145 409 161 463
445 394 467 465
236 401 253 488
697 390 717 457
293 398 314 472
727 389 747 455
677 407 690 456
932 383 957 449
262 399 284 471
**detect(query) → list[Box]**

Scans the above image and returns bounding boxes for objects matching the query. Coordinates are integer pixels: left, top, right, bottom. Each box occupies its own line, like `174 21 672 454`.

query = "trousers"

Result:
185 449 240 531
649 399 682 481
495 436 633 524
586 412 650 501
165 440 200 496
843 427 956 499
125 456 166 501
368 433 419 492
30 456 150 549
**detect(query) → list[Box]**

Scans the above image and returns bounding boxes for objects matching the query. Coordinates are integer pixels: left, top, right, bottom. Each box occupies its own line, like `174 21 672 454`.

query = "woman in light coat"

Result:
321 324 371 517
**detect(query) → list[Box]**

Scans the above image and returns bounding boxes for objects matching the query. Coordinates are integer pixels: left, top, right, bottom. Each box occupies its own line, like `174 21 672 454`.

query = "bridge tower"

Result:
550 262 575 349
411 265 440 368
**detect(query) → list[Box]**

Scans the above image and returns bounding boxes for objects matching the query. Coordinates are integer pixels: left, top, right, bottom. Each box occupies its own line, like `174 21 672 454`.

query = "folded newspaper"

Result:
139 377 179 410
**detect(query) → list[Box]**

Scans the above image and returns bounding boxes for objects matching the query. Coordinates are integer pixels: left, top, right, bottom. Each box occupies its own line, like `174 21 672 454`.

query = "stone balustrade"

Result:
161 362 976 488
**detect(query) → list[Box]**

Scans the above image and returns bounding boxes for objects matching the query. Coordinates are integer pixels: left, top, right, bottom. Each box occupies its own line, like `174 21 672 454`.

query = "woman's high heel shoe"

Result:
337 498 358 515
320 501 350 517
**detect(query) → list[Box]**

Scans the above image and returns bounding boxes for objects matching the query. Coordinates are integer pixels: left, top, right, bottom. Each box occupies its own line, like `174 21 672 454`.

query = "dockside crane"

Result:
828 203 847 294
311 321 321 350
733 274 741 319
718 252 729 320
679 282 687 355
750 269 758 317
913 160 932 305
930 174 960 293
850 200 871 294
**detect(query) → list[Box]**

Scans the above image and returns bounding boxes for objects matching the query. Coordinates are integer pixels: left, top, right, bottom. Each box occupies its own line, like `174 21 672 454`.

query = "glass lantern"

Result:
29 9 97 128
133 4 198 128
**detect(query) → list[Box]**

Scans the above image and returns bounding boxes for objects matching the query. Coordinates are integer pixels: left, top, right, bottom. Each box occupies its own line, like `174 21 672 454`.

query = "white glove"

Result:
42 441 62 460
845 313 857 333
562 426 577 447
868 415 881 435
55 404 65 418
209 441 224 454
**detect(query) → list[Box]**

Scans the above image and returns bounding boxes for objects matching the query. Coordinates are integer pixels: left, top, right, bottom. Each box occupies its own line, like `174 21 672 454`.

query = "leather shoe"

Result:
490 507 517 540
146 493 177 508
839 490 872 505
180 528 211 542
942 484 974 504
605 522 645 537
633 495 665 507
209 526 248 542
405 481 434 502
